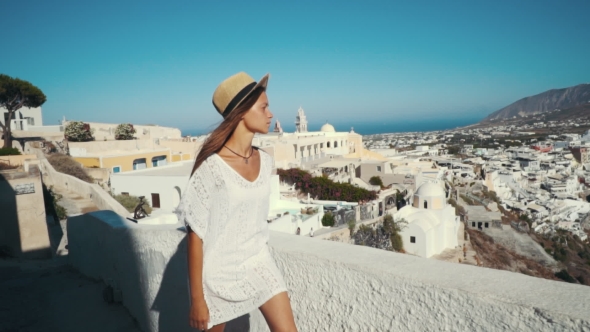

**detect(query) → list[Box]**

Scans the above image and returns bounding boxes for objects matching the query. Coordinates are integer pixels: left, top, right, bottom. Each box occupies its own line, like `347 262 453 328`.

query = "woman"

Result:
175 72 297 332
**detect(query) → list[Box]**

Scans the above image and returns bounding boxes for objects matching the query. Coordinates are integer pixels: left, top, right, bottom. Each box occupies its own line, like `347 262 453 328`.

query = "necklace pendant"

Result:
245 158 248 164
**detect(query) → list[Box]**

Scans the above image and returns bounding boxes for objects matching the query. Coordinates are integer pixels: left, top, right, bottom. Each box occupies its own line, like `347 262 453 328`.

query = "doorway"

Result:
151 193 160 208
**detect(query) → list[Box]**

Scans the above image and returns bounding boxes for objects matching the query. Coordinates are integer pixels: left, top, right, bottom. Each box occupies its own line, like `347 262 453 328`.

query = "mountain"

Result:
484 84 590 121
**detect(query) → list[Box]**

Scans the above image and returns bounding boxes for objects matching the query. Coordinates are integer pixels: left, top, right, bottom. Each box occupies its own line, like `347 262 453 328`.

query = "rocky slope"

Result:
485 83 590 121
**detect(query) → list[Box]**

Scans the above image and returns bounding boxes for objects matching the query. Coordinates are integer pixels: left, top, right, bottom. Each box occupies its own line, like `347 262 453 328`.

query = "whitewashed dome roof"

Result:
414 182 445 198
320 123 336 133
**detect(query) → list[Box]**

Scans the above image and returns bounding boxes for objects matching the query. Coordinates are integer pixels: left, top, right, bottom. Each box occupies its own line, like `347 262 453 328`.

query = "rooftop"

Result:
112 161 192 177
78 148 170 158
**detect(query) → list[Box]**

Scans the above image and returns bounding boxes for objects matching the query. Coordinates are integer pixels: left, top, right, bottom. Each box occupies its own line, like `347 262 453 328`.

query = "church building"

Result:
394 182 459 258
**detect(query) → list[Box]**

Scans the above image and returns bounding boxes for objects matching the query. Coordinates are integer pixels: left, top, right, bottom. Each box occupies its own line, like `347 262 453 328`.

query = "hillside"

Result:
485 84 590 121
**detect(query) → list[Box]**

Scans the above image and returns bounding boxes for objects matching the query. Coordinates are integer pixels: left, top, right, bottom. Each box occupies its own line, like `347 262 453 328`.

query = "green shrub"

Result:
390 233 403 252
0 147 21 156
113 194 153 214
277 168 377 202
322 212 335 227
43 185 68 220
369 176 384 187
47 153 93 183
55 200 67 220
347 219 356 236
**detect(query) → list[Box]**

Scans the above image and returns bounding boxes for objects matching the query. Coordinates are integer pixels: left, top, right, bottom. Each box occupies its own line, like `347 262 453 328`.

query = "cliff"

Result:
485 84 590 121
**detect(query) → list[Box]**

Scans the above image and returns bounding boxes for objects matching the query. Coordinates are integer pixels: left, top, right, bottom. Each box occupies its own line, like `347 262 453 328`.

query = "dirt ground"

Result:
0 257 140 332
483 226 559 269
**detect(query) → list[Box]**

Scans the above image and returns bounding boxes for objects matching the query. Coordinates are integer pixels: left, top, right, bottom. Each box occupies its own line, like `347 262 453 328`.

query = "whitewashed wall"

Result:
110 171 188 211
69 211 590 332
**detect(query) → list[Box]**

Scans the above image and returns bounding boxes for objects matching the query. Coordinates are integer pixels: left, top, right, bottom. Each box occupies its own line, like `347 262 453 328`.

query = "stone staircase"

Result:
55 186 100 215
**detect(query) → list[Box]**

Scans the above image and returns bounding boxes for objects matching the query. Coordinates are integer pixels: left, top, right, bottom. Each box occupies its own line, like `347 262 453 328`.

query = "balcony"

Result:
68 211 590 332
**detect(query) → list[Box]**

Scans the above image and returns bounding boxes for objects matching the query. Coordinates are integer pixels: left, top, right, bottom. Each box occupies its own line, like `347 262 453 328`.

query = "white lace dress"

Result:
175 151 287 327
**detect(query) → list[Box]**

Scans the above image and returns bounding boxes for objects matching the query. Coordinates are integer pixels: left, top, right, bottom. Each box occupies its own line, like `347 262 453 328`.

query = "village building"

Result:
1 106 44 131
394 182 459 258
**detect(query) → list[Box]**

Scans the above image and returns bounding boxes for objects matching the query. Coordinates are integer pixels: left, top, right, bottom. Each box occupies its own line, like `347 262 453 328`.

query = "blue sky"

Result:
1 0 589 133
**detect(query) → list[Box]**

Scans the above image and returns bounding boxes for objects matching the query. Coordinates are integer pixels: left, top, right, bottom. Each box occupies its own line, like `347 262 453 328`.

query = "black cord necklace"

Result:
223 145 254 164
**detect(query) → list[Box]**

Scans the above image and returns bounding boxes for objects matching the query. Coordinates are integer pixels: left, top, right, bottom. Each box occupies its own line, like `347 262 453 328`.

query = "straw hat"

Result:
212 72 269 118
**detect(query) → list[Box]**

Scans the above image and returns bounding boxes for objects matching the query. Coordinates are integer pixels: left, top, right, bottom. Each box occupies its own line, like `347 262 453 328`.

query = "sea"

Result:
181 116 484 137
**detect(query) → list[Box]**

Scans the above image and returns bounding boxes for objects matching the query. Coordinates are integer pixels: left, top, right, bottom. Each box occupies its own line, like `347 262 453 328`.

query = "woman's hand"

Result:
189 298 209 331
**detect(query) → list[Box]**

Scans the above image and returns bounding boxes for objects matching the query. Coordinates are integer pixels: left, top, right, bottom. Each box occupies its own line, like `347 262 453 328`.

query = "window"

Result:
327 142 330 148
121 192 129 196
26 117 35 125
376 166 382 172
424 201 428 209
334 141 338 148
485 222 489 228
133 158 147 170
472 222 475 227
152 155 167 167
410 236 416 243
113 166 121 173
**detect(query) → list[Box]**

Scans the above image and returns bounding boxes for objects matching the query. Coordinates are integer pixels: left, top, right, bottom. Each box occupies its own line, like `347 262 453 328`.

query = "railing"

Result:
68 211 590 332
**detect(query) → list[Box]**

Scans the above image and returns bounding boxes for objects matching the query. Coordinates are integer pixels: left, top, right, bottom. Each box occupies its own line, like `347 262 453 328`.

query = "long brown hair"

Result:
190 86 266 176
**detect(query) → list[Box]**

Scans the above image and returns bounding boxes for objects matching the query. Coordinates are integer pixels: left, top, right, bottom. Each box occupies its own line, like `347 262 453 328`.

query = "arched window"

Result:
327 142 330 148
133 158 147 170
334 141 338 148
152 155 167 167
424 201 428 209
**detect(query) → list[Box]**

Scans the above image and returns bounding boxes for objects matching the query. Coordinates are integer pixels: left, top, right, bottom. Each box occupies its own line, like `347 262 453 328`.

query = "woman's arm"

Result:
187 229 209 330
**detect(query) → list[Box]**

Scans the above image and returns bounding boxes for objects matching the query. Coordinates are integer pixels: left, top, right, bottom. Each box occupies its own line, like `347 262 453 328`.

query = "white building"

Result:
1 106 43 131
394 182 459 258
254 108 363 169
110 159 324 236
110 161 190 211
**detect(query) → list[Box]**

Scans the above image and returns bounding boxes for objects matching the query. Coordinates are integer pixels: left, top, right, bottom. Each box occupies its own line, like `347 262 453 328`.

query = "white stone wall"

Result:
68 211 590 332
110 170 188 211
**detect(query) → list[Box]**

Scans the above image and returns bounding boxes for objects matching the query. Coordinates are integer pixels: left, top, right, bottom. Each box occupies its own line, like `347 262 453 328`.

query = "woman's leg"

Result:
208 323 225 332
259 292 297 332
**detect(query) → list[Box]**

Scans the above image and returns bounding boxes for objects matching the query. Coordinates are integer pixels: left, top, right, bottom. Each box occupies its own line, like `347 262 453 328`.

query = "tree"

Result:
115 123 136 140
447 146 460 155
369 176 384 187
64 121 94 142
0 74 47 148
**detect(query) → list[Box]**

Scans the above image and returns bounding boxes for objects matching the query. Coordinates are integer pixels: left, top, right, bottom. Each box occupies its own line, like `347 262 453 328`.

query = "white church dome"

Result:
320 123 336 133
414 182 445 198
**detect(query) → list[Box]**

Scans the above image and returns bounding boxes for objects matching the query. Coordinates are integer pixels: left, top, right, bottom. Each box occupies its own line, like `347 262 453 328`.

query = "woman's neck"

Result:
225 124 255 155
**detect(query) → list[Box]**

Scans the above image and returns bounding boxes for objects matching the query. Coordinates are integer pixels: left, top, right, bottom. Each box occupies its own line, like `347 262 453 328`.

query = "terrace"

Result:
68 211 590 332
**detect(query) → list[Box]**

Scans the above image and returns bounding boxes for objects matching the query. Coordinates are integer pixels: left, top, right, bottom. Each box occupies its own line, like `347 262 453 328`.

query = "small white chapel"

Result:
394 182 459 258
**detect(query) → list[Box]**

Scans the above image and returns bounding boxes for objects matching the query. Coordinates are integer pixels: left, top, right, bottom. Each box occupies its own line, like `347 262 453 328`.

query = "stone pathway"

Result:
54 187 100 216
0 258 140 332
